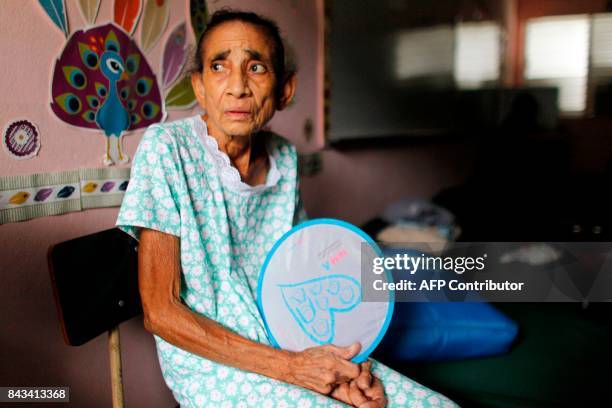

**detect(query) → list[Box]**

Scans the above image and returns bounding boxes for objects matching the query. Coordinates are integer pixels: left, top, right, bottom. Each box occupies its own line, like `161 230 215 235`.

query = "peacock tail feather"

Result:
50 23 164 132
162 22 188 88
37 0 69 37
113 0 142 35
140 0 170 53
77 0 101 26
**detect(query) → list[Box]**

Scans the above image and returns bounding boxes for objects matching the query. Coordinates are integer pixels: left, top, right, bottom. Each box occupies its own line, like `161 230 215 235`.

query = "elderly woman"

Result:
117 10 456 408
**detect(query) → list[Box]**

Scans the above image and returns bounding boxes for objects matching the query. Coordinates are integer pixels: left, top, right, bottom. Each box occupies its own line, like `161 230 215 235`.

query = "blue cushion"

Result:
375 247 518 362
377 302 518 362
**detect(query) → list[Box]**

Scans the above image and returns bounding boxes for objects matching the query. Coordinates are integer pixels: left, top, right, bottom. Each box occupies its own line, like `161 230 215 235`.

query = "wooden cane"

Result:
108 326 125 408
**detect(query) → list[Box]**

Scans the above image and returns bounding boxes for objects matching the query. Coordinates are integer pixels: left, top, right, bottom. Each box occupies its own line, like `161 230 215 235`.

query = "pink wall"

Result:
0 0 322 406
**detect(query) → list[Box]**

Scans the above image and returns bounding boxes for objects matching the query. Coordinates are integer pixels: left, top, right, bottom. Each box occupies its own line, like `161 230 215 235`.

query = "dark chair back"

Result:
48 228 141 346
48 228 142 408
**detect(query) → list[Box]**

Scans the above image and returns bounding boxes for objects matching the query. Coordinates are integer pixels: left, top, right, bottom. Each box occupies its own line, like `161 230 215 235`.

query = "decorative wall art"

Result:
0 167 130 224
2 119 41 160
49 21 165 166
37 0 208 166
46 2 165 165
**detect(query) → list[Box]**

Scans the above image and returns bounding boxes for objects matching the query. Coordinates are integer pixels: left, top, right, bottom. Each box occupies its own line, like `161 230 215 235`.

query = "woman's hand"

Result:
331 361 387 408
285 343 362 395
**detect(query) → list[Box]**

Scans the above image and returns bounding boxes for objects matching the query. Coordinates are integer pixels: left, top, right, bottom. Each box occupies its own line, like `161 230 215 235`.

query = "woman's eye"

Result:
250 64 267 73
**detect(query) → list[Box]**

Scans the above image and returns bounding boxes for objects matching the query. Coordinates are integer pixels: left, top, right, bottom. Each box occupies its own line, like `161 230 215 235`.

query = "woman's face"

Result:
191 21 291 141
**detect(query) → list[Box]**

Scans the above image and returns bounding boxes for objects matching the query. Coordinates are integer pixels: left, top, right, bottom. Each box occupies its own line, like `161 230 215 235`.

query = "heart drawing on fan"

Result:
279 275 361 345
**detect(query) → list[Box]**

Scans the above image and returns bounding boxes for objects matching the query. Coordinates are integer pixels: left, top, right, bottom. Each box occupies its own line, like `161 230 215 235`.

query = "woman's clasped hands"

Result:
285 343 387 408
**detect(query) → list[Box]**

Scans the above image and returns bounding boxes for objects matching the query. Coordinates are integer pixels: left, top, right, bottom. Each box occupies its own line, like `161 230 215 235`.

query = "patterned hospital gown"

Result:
116 115 457 408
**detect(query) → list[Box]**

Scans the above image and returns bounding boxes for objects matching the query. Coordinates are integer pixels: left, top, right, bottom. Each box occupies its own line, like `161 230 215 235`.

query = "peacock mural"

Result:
39 0 206 165
51 22 163 165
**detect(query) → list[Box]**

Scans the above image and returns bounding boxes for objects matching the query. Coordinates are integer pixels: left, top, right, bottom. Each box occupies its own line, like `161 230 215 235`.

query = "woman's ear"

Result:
277 73 297 111
191 72 206 109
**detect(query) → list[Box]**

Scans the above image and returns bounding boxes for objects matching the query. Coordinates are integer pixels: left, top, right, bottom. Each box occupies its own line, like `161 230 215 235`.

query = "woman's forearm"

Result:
144 297 294 383
139 227 293 383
